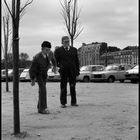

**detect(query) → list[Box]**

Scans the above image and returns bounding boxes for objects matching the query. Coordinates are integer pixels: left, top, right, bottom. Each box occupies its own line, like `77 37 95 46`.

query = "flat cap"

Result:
41 41 51 48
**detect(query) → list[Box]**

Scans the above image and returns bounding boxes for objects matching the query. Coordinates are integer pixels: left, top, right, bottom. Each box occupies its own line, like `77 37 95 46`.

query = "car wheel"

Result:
108 76 115 83
83 76 90 82
131 79 137 83
120 80 124 83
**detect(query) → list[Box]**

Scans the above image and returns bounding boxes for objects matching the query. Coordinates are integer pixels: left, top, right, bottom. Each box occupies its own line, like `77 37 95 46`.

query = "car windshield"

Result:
2 70 6 75
48 69 52 73
92 66 104 71
22 71 28 73
8 70 13 74
80 66 90 71
133 65 139 69
20 72 27 77
48 68 59 73
104 65 118 71
92 67 97 71
23 69 29 72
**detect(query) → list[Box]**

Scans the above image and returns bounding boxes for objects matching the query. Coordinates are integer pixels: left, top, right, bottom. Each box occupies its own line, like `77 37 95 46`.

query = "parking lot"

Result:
2 81 138 140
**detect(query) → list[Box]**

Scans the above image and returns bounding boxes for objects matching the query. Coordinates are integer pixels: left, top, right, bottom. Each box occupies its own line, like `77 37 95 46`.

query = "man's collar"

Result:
63 46 70 50
41 52 46 58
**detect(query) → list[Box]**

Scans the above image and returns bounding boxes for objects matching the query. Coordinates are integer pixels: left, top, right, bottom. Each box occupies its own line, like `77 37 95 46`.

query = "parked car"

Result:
76 65 105 82
91 64 132 83
47 67 61 82
1 69 13 81
125 65 139 83
19 69 31 82
1 68 24 81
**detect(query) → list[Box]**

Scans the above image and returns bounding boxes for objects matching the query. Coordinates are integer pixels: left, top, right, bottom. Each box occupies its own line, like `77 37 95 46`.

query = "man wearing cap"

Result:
54 36 80 108
29 41 56 114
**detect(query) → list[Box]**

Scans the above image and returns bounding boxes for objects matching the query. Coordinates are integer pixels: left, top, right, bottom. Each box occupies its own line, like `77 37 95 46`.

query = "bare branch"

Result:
1 43 5 56
71 0 76 35
60 0 66 11
3 17 6 56
20 8 26 20
8 42 12 54
60 0 83 46
3 0 13 19
68 1 71 33
74 27 84 40
20 0 33 13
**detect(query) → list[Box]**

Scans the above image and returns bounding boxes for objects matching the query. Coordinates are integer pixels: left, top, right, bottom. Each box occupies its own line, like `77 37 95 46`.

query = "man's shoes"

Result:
38 109 50 114
61 104 66 108
71 104 79 107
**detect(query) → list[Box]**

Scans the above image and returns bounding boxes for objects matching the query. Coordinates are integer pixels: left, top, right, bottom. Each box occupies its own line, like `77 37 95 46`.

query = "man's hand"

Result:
31 80 35 86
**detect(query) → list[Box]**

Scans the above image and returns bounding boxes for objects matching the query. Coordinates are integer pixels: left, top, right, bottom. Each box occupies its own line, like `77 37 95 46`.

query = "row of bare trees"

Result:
1 52 31 69
2 0 83 136
2 11 11 92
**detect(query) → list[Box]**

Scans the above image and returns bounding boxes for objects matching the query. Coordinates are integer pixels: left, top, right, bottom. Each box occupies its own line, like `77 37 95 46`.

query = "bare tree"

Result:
60 0 83 46
7 53 13 62
2 11 12 92
19 52 29 61
3 0 33 135
19 52 29 68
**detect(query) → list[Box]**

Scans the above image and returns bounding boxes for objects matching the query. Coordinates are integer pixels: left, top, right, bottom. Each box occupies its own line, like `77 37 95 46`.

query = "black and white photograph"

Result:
1 0 138 140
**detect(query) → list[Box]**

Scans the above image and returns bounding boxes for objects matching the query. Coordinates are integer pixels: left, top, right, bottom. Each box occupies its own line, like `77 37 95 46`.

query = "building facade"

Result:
78 43 139 66
78 42 107 66
100 47 139 66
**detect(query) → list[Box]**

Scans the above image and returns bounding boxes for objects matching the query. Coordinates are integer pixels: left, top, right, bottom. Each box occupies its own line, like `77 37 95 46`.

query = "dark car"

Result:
125 65 139 83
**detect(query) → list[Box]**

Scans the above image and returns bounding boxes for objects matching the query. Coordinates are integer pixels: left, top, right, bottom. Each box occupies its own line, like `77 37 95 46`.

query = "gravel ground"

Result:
2 81 139 140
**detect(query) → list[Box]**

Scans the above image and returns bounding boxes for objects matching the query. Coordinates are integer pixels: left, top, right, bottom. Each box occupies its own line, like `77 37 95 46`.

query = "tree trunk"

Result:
12 0 20 134
12 30 20 134
3 17 9 92
5 53 9 92
70 36 74 47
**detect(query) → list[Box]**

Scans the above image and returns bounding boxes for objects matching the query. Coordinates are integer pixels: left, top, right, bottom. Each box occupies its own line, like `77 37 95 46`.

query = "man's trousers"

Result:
37 75 47 111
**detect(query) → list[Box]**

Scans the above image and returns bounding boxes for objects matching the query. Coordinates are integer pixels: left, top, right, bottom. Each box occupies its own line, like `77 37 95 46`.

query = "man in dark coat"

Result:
54 36 80 108
29 41 56 114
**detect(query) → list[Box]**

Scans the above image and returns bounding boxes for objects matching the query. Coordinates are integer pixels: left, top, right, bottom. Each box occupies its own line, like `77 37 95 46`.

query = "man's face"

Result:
42 47 50 55
62 39 70 47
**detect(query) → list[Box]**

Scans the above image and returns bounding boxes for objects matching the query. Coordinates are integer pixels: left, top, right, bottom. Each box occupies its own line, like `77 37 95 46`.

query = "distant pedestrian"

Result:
29 41 56 114
54 36 80 108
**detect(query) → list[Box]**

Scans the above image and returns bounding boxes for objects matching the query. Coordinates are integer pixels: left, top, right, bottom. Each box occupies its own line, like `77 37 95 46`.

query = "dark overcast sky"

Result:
2 0 138 59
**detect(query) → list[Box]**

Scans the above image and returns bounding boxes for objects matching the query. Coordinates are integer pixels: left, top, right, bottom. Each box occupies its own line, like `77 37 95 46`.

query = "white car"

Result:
20 68 61 82
91 64 132 83
1 69 13 81
20 69 30 82
125 65 139 83
1 68 24 81
77 65 105 82
47 68 61 82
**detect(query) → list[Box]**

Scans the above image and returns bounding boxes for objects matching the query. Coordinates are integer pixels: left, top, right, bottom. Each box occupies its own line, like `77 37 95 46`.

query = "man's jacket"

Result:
29 51 56 80
54 46 80 76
